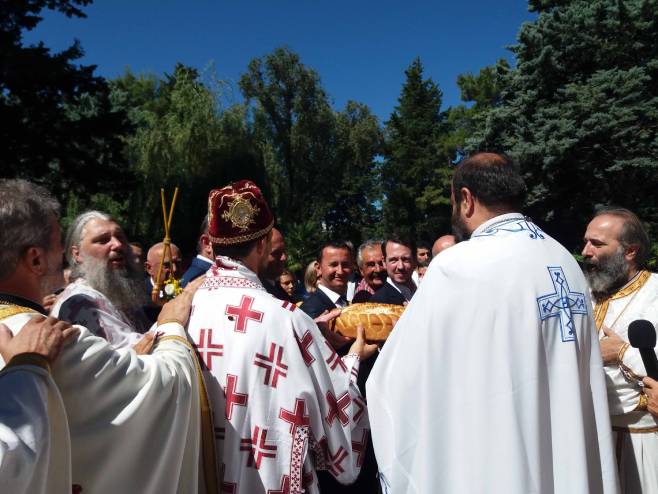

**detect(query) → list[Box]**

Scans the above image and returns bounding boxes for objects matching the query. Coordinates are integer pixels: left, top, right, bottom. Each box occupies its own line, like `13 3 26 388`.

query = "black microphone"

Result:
627 319 658 380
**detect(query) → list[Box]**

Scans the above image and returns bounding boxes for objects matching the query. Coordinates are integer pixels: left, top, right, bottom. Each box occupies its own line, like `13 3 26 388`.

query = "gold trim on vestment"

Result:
1 353 50 374
0 304 37 320
594 270 651 330
158 335 219 494
634 393 649 412
613 425 658 433
207 220 273 245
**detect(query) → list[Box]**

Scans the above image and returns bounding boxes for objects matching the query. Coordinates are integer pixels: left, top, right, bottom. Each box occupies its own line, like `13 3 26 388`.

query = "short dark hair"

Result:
452 152 526 211
317 241 353 263
212 238 259 260
594 207 651 268
197 215 209 253
382 236 417 261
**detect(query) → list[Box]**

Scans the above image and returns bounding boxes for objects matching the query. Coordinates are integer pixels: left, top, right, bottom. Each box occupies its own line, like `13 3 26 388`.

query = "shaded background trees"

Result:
3 0 657 265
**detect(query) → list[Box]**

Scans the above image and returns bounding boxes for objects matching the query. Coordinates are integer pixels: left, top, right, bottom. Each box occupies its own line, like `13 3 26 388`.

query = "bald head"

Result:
432 235 456 256
145 242 181 281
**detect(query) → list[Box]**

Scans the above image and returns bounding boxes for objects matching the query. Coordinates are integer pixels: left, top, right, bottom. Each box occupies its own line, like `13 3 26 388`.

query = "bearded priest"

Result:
366 153 619 494
582 208 658 493
0 179 209 494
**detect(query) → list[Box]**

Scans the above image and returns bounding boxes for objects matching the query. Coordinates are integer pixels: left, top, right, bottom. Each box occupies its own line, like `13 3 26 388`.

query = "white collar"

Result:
386 277 416 301
317 284 346 306
471 212 526 237
196 254 213 263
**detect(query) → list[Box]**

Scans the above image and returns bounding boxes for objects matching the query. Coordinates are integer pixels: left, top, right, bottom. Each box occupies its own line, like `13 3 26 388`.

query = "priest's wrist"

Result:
3 353 50 372
616 342 630 366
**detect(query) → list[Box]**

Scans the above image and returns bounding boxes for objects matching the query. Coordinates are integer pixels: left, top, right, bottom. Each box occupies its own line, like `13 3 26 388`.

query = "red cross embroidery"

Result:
224 374 248 420
281 300 297 312
195 328 223 370
240 426 278 469
302 467 314 488
295 330 315 366
326 391 351 426
254 343 288 388
325 445 348 476
267 475 290 494
279 398 310 433
353 396 366 424
352 429 369 467
324 341 347 372
225 295 264 333
220 463 237 494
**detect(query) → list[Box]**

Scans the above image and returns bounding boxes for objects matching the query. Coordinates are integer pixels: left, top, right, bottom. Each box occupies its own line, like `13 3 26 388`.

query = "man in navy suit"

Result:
370 236 417 306
180 218 213 287
301 241 353 319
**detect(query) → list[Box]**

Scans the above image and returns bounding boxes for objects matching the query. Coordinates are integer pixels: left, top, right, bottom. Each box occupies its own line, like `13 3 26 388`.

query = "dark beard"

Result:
583 248 629 302
451 208 470 243
74 256 149 329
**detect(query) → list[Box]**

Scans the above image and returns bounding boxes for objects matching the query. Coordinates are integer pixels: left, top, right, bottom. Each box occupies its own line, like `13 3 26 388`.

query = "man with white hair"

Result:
51 211 151 348
0 178 211 493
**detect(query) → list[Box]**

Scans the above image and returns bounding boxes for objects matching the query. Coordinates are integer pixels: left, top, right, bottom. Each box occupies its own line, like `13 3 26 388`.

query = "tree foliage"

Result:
382 58 449 241
470 0 658 248
0 0 132 201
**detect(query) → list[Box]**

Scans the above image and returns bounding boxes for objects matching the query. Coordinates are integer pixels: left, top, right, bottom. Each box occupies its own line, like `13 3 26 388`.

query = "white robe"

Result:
188 257 370 493
593 271 658 493
366 213 620 494
0 359 70 494
51 278 144 348
0 304 203 494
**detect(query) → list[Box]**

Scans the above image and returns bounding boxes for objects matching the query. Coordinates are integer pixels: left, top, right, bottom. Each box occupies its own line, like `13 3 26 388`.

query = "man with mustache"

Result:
352 240 386 303
51 211 152 349
582 207 658 493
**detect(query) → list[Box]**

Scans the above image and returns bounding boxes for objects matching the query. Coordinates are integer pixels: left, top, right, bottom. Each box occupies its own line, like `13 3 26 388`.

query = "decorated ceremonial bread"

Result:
332 303 404 341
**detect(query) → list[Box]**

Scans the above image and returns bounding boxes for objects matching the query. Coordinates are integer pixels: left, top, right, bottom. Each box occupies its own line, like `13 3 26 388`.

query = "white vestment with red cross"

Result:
188 256 369 494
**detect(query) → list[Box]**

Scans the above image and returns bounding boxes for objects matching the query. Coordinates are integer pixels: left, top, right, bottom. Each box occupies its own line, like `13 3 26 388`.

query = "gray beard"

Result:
73 256 149 325
583 248 629 302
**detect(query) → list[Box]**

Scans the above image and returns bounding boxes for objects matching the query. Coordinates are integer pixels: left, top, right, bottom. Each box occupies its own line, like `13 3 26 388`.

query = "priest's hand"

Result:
0 315 79 363
133 331 162 355
348 325 379 360
643 377 658 417
315 308 352 350
158 277 204 327
600 325 626 366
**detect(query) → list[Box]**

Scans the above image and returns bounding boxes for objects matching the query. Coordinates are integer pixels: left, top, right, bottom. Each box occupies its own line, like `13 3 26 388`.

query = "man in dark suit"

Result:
301 241 353 318
180 217 214 287
259 228 292 301
370 236 417 306
302 239 380 494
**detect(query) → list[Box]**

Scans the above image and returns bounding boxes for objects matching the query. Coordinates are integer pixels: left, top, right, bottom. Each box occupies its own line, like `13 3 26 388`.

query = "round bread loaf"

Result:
332 303 404 341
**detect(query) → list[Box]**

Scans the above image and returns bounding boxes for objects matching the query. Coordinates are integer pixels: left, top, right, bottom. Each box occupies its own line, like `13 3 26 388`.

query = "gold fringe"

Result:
594 270 651 330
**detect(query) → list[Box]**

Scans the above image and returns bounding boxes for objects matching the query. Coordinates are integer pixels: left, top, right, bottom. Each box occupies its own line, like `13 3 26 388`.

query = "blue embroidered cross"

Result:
536 267 588 342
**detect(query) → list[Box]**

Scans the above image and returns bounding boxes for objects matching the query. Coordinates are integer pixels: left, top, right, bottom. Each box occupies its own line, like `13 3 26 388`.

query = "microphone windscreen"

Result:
628 320 657 349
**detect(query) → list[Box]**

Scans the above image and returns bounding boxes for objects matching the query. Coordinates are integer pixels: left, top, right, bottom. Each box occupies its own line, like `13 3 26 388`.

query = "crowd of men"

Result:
1 152 657 493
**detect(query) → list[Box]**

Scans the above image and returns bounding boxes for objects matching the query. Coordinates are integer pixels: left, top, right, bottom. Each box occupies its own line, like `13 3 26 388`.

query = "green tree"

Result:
0 0 132 201
327 101 384 243
470 0 658 248
239 47 337 229
109 65 265 251
382 58 448 241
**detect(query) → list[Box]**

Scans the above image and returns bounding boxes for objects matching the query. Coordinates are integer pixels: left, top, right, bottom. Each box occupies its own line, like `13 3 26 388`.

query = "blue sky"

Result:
23 0 535 122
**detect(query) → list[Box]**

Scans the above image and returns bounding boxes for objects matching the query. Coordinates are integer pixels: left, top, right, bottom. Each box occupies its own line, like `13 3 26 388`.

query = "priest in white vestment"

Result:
0 315 77 494
583 208 658 493
367 153 619 494
188 180 377 493
52 210 152 348
0 179 212 494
